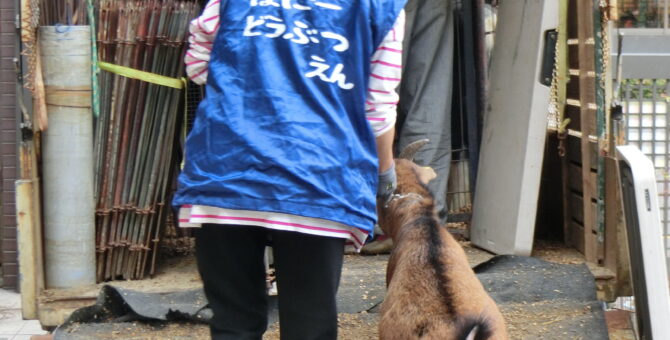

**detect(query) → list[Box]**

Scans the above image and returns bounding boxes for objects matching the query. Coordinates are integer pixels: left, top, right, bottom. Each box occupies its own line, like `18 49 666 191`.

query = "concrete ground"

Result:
0 289 49 340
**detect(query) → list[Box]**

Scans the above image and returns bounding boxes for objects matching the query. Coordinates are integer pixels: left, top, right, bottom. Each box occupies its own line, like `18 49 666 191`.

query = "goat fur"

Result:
377 159 508 340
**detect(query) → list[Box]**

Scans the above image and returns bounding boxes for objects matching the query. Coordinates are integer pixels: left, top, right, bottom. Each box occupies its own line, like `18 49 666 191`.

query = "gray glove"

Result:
377 162 397 203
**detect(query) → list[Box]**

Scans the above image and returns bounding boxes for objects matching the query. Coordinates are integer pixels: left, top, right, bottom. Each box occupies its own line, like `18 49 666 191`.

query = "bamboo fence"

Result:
91 0 199 281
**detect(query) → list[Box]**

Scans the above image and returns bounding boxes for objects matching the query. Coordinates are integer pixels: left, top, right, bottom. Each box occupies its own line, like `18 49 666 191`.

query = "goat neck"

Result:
379 159 435 241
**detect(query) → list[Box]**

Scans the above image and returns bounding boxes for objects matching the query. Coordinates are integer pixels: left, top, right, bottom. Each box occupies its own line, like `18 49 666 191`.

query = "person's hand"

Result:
377 162 397 203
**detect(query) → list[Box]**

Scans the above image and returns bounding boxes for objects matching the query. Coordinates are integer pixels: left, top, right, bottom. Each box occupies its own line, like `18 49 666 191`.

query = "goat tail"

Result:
455 315 493 340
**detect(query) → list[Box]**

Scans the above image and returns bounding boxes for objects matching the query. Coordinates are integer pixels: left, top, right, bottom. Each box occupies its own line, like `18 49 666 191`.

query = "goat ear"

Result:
417 166 437 184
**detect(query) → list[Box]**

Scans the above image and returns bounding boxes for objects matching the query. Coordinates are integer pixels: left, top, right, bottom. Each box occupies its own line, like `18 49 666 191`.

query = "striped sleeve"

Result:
366 10 405 137
184 0 221 85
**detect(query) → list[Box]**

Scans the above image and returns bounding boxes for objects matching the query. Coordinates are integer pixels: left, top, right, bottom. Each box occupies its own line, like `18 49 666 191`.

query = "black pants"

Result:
195 224 345 340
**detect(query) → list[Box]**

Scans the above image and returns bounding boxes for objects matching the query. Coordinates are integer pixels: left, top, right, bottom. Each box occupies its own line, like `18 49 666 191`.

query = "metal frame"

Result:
617 145 670 339
611 31 670 79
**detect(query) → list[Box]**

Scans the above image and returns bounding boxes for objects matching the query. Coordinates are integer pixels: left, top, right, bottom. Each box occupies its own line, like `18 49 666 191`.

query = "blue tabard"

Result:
173 0 407 235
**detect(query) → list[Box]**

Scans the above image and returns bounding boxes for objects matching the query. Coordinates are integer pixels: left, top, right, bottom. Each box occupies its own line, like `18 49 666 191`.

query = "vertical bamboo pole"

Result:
90 0 197 280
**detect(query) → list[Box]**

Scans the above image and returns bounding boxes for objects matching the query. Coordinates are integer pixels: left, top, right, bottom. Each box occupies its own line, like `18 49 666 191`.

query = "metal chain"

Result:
548 36 561 131
548 11 568 157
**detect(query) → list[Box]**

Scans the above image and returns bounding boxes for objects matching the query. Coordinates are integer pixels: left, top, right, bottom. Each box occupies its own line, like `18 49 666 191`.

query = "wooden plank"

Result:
561 152 571 245
577 0 598 262
568 162 582 192
38 298 97 327
582 107 598 137
566 135 598 169
567 0 578 40
565 103 581 132
567 162 597 195
570 220 585 254
570 192 598 228
17 180 40 319
568 44 580 68
567 134 582 165
590 199 598 233
604 157 618 271
604 156 633 297
570 192 584 223
18 0 46 319
586 174 598 201
566 74 580 100
558 0 570 245
17 135 45 320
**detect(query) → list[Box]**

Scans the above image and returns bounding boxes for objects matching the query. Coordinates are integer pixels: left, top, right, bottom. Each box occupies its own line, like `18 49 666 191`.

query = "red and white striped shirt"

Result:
181 1 405 251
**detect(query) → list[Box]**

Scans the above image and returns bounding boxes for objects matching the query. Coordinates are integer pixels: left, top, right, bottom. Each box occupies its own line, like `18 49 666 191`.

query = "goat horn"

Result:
399 139 429 160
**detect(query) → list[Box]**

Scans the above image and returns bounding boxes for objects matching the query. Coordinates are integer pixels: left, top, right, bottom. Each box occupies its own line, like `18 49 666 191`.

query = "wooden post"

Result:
16 108 45 319
16 178 43 319
17 0 46 319
577 0 599 262
605 156 632 297
558 0 570 245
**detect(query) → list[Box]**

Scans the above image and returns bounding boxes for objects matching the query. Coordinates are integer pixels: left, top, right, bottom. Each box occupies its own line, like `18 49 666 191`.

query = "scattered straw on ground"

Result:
263 313 379 339
501 300 595 340
531 240 586 265
64 322 210 340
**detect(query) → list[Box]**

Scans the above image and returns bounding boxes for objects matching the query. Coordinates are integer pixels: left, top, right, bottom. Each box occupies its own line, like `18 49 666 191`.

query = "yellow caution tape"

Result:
99 61 185 89
99 61 194 168
100 61 192 167
181 77 189 170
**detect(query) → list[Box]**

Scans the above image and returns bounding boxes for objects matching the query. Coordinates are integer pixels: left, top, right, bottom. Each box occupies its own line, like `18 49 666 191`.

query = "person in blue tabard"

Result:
175 0 406 338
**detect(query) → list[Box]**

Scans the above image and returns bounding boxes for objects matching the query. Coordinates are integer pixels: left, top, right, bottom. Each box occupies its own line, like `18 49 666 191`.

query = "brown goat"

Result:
377 158 508 340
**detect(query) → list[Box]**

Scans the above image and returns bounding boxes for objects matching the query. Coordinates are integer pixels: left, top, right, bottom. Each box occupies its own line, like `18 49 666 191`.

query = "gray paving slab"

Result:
0 289 49 339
